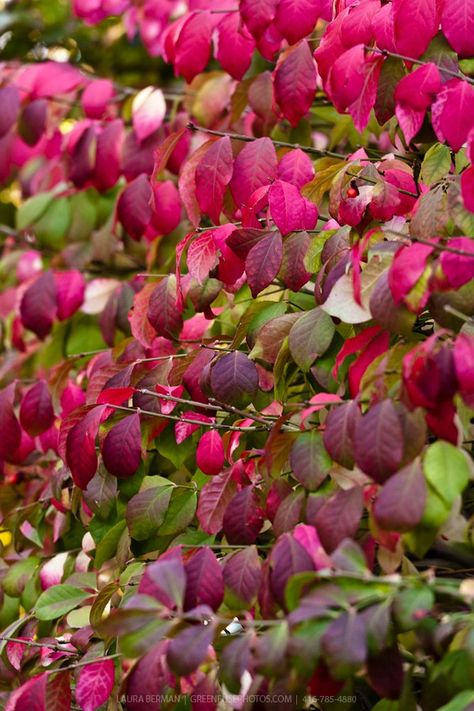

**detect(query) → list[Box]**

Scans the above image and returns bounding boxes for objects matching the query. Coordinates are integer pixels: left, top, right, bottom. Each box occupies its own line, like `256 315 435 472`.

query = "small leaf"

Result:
314 487 364 554
223 487 265 544
245 230 283 297
197 469 238 535
20 380 54 436
184 547 224 612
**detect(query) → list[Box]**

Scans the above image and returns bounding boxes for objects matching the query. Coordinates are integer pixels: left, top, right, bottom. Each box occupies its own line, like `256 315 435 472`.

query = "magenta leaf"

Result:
187 232 219 284
132 87 166 143
215 12 255 80
268 180 318 235
441 0 474 58
196 429 225 476
209 351 259 407
75 658 115 711
195 137 233 224
392 0 440 58
102 413 142 479
0 387 22 460
54 270 85 320
0 86 20 138
82 78 114 118
270 533 315 608
167 622 215 676
240 0 278 39
117 174 153 241
5 673 47 711
20 380 54 437
174 12 213 83
223 486 265 544
147 275 183 339
245 230 283 297
274 0 327 46
432 79 474 152
184 547 224 612
151 179 181 236
223 545 262 608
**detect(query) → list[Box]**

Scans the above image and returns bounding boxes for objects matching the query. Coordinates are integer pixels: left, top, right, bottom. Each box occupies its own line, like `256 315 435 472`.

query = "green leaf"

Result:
288 307 335 371
421 143 452 186
438 690 474 711
35 584 90 621
126 484 174 540
392 586 434 631
159 488 197 536
94 520 127 568
3 557 40 597
423 441 471 506
33 197 71 248
16 191 54 230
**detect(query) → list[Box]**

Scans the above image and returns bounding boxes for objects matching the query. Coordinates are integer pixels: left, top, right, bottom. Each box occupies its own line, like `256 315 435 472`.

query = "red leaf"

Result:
184 547 224 612
20 380 54 436
274 40 317 126
102 413 142 478
20 270 57 339
187 232 219 284
130 282 157 348
66 405 107 489
441 0 474 58
195 137 233 224
268 181 317 235
223 487 265 544
147 276 183 339
333 325 382 379
197 469 238 535
392 0 440 58
388 243 434 305
5 673 47 711
174 12 213 83
348 329 390 397
125 642 173 711
46 671 72 711
274 0 327 46
245 230 283 296
353 400 404 483
76 659 114 711
230 137 277 208
196 429 225 476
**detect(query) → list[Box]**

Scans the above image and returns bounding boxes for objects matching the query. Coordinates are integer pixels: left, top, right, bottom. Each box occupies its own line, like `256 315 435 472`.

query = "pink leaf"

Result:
195 137 233 224
432 79 474 152
389 243 434 305
174 12 213 83
175 411 213 444
151 179 181 236
102 413 142 479
278 148 315 189
196 430 225 476
454 333 474 408
139 553 186 609
5 673 47 711
348 54 384 133
76 659 115 711
215 12 255 80
240 0 278 39
54 270 86 320
392 0 441 58
442 0 474 58
39 552 68 590
82 79 115 119
293 523 332 569
230 137 277 208
270 532 314 607
274 40 317 127
0 86 20 138
184 547 224 611
461 165 474 213
132 87 166 143
268 180 318 234
186 233 219 284
20 380 54 436
440 238 474 289
274 0 327 46
245 230 283 296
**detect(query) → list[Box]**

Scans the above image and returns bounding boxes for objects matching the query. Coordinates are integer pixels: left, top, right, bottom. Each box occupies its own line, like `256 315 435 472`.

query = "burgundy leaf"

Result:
139 553 186 609
245 230 283 297
102 413 141 479
117 174 153 241
5 673 47 711
274 41 317 127
66 405 106 489
373 461 427 532
184 547 224 612
45 671 72 711
353 400 404 483
223 546 263 607
187 232 219 284
19 99 48 145
20 380 54 436
54 270 85 320
367 645 404 699
197 469 238 535
125 642 174 711
313 487 364 553
20 270 57 339
223 487 265 544
147 276 183 339
209 351 259 407
195 137 233 224
273 489 306 536
0 387 22 460
167 623 215 676
270 532 315 608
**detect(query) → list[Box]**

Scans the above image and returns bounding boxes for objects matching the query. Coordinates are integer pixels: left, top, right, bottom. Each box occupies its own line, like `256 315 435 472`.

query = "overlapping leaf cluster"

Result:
0 1 474 709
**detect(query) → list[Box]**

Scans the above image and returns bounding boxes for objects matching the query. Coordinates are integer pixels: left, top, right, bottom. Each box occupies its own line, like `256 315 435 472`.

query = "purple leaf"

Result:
66 405 107 489
290 431 332 491
197 469 238 535
322 610 367 679
117 174 153 241
270 532 315 608
167 623 215 676
313 487 364 553
223 545 263 607
209 351 259 407
353 400 404 483
139 554 186 610
223 486 265 544
0 86 20 138
147 275 183 339
20 270 57 339
184 547 224 612
245 230 283 297
125 642 174 711
373 461 427 532
102 413 142 479
0 387 22 460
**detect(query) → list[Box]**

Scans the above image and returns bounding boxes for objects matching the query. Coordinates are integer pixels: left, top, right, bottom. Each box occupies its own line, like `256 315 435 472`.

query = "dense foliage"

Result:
0 0 474 709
